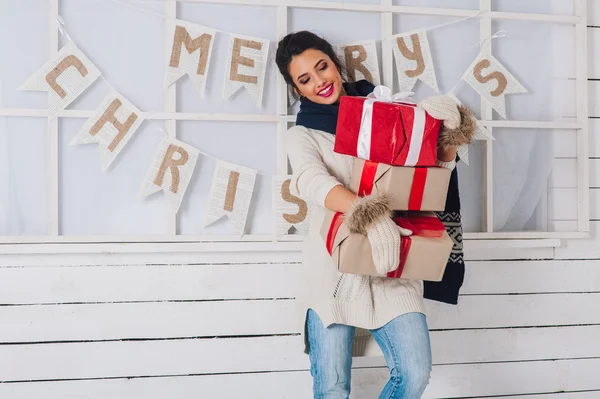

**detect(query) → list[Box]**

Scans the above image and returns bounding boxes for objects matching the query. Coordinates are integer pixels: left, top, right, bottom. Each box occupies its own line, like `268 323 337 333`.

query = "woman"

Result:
275 30 472 399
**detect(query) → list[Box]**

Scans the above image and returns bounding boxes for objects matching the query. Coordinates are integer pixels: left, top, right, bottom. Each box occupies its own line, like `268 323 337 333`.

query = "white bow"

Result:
357 86 424 165
367 85 414 103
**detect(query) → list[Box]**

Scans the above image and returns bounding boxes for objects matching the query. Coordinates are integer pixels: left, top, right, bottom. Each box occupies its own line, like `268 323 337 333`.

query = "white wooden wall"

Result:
2 5 600 399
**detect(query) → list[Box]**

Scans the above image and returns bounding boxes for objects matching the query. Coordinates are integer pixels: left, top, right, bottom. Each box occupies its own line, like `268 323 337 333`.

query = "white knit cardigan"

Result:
286 125 455 356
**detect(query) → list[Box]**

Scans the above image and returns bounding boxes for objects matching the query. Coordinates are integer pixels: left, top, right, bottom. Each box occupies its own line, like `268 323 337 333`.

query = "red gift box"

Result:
334 95 441 166
321 211 452 282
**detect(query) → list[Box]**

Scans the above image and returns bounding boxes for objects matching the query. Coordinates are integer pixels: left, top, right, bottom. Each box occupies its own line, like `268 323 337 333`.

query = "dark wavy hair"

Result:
275 31 350 100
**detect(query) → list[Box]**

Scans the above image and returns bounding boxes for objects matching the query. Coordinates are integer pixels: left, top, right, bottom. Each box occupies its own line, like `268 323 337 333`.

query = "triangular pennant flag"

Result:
165 19 216 97
20 42 101 120
447 92 495 166
392 31 438 93
223 33 270 108
457 143 470 165
69 90 145 171
204 160 257 237
462 49 527 118
334 40 381 86
273 175 311 239
140 136 200 213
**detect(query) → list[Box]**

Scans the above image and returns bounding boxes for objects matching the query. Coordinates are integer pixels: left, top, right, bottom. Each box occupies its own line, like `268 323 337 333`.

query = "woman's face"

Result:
288 48 345 105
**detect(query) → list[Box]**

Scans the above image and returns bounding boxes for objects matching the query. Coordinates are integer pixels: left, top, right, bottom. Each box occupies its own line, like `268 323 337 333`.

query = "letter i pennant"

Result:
140 136 200 213
204 160 257 237
20 42 101 120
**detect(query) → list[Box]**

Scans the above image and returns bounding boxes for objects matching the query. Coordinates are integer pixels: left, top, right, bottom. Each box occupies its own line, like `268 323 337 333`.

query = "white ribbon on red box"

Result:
357 85 426 166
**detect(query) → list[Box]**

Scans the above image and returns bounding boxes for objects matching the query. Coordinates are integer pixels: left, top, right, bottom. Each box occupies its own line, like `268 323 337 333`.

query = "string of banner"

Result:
18 0 526 237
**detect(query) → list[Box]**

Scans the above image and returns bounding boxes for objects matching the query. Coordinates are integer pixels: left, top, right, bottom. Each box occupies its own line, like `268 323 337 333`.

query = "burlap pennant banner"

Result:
70 90 145 171
204 160 257 236
20 42 101 120
462 49 527 119
392 31 439 93
335 40 381 86
223 33 269 108
273 175 311 238
165 19 216 97
140 136 200 213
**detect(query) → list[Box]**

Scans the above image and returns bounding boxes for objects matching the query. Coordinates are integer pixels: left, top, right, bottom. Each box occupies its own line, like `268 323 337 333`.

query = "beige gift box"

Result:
321 210 453 281
349 158 451 212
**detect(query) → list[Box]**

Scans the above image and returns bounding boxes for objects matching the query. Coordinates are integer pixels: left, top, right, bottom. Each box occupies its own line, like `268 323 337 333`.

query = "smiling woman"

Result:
288 49 346 103
275 30 474 399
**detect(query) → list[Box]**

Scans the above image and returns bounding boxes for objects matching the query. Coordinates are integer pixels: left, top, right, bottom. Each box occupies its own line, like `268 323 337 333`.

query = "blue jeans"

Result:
306 309 432 399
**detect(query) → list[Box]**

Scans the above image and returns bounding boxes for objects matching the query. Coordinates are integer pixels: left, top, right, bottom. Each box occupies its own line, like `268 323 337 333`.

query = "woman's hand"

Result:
324 185 358 214
418 96 477 150
343 192 412 274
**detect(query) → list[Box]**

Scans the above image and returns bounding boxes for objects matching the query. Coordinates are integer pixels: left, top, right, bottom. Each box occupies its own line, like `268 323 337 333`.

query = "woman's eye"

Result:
300 79 309 85
320 64 327 71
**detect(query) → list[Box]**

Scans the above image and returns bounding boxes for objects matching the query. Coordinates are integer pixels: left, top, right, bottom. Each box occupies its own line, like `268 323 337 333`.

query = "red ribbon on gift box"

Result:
357 161 429 211
325 211 446 279
326 212 344 255
387 214 447 278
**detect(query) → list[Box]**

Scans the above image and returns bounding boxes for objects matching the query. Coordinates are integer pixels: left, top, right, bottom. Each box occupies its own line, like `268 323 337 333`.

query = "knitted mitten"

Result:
345 192 392 236
366 217 401 274
345 193 413 274
419 96 477 150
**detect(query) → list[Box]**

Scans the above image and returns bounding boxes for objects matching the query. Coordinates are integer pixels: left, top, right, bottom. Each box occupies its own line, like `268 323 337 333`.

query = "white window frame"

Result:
0 0 590 252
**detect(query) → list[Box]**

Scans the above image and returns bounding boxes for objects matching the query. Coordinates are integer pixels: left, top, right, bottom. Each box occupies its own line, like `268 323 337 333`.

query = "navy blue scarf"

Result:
295 80 375 134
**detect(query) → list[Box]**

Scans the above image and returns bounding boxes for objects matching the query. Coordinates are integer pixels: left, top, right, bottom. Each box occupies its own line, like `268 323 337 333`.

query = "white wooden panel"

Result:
477 394 599 399
460 260 600 294
0 372 313 399
430 325 600 365
425 358 600 398
588 28 600 78
425 293 600 329
2 326 600 382
0 370 598 399
588 80 600 116
585 159 598 187
591 188 599 218
462 246 554 261
3 259 599 306
0 249 303 267
553 129 577 158
0 264 300 304
549 219 579 231
555 220 600 258
0 301 299 342
590 118 600 157
3 294 600 343
549 188 578 220
589 0 600 26
551 158 577 188
4 259 599 306
1 353 599 398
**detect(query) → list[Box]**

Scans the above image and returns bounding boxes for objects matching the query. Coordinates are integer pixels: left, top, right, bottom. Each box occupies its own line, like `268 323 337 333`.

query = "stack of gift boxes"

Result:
321 89 454 282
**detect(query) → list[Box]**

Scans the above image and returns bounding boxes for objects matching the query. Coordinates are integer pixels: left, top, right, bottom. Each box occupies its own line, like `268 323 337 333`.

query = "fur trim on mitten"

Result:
345 192 391 236
437 104 477 150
